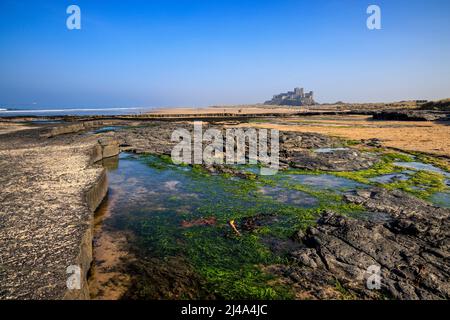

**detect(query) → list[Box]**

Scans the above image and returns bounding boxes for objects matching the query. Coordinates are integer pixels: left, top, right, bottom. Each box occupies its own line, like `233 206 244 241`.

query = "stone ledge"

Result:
0 132 113 300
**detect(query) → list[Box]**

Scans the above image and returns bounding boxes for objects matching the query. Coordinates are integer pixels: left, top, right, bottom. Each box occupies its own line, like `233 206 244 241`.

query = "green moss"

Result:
168 195 180 202
344 139 361 146
383 170 446 199
248 118 271 123
325 151 447 200
159 154 174 164
184 228 294 299
334 280 357 300
381 152 414 163
330 153 415 184
284 152 412 185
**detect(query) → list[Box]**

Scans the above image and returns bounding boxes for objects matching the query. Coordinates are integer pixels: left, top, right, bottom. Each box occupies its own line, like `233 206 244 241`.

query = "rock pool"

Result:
89 153 368 299
394 161 450 178
90 152 450 299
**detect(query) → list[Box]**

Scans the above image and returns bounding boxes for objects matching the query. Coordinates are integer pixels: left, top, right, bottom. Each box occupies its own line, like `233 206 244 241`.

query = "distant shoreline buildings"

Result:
265 87 315 106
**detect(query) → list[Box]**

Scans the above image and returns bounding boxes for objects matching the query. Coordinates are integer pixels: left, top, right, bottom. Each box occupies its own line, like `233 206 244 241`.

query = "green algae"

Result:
100 150 448 300
109 154 323 298
183 227 293 299
334 279 357 300
108 153 374 299
382 170 446 198
333 153 447 200
412 152 450 172
343 139 361 146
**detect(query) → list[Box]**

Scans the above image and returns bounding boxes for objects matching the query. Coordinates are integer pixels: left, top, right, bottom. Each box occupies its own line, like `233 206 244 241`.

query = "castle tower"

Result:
294 87 304 97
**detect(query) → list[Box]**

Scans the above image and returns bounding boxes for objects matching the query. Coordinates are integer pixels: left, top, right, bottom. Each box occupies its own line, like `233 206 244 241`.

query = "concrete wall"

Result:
63 143 115 300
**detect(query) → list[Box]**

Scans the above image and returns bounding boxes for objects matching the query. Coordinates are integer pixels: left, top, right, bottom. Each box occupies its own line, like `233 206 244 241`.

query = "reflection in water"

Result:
431 192 450 208
258 186 318 207
394 161 450 178
286 174 366 191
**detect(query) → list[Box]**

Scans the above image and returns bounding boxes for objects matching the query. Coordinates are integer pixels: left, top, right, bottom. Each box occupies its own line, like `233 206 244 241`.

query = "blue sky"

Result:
0 0 449 107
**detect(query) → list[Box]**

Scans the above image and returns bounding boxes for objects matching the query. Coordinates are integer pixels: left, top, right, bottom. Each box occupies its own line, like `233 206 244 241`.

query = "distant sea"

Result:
0 106 155 117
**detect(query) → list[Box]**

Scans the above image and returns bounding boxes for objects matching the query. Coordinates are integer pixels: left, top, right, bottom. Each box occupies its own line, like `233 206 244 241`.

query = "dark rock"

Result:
280 131 341 150
269 189 450 299
373 110 449 121
122 256 214 300
363 138 382 147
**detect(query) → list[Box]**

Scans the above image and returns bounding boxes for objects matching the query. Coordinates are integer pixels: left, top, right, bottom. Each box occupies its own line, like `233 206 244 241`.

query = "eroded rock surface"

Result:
278 131 379 171
280 131 341 150
0 126 112 299
268 188 449 299
114 123 371 172
286 149 378 171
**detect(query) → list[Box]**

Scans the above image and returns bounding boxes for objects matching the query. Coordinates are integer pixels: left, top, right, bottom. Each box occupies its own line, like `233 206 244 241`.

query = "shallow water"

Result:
91 153 329 299
368 172 410 184
29 119 64 124
94 126 124 134
285 174 366 191
394 161 450 178
431 192 450 208
258 185 318 207
314 147 349 153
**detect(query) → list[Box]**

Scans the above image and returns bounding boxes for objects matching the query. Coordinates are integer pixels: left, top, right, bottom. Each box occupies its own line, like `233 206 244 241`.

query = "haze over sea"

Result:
0 105 156 117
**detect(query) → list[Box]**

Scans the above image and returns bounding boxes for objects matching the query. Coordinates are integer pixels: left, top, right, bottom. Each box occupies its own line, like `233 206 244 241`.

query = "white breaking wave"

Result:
0 107 143 113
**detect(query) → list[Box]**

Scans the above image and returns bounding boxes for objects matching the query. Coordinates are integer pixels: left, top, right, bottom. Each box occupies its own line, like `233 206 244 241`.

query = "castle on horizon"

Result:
265 87 315 106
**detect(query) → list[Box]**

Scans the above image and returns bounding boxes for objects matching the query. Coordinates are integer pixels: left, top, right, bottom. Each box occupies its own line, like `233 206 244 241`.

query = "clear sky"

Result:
0 0 449 108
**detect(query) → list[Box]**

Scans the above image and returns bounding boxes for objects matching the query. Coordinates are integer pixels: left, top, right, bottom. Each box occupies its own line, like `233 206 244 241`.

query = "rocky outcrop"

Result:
268 188 449 299
420 99 450 111
40 120 118 138
344 188 449 245
286 149 378 171
90 137 120 164
114 124 375 172
115 122 184 155
115 123 348 155
373 110 449 121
